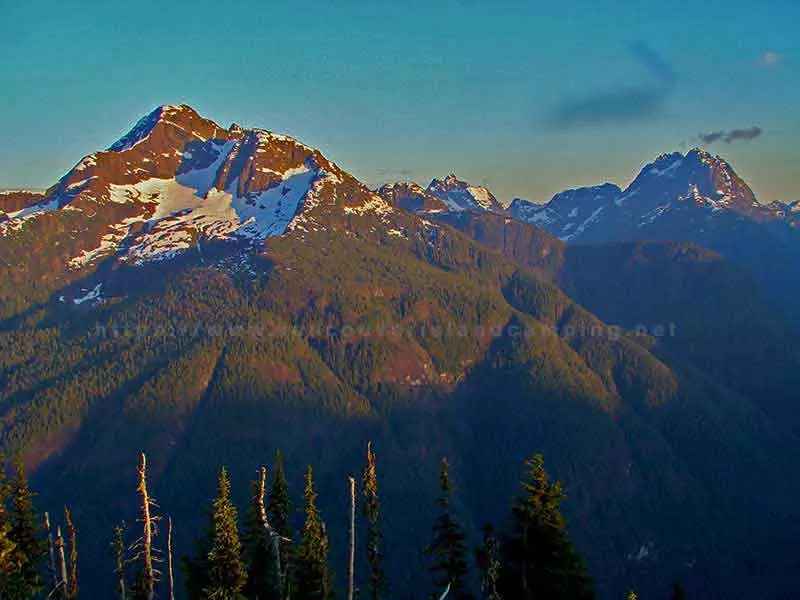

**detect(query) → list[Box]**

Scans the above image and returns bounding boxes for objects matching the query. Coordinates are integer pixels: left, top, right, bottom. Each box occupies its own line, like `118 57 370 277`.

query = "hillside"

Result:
2 106 800 599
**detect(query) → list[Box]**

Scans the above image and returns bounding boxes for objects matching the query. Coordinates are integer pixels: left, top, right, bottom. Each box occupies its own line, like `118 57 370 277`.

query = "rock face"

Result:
377 174 505 215
376 181 451 213
426 173 504 212
1 104 392 267
0 190 45 213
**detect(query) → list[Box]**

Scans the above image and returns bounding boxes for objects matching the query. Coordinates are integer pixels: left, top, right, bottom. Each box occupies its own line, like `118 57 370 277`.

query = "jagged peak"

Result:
108 104 212 152
378 180 426 193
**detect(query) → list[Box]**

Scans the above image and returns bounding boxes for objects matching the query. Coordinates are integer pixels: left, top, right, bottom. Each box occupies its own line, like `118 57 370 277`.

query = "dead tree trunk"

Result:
114 524 128 600
347 476 356 600
167 517 175 600
138 453 155 600
439 582 452 600
56 526 68 599
44 512 59 595
256 467 283 599
65 507 78 599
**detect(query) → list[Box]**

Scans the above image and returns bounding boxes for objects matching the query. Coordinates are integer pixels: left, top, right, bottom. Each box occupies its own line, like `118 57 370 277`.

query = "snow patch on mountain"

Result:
427 174 502 212
73 283 104 306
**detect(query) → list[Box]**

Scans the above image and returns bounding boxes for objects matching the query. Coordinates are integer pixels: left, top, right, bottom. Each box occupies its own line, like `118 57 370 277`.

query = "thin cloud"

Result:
699 126 762 145
375 167 416 180
549 86 667 129
630 41 677 85
761 51 782 66
547 43 675 130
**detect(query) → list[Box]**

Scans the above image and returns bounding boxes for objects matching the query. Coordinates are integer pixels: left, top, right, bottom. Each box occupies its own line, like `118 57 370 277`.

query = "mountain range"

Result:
2 105 800 599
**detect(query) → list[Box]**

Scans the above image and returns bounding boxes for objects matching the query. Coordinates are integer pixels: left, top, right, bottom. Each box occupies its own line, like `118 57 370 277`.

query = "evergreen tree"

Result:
203 467 247 600
475 524 501 600
498 454 594 600
292 466 333 600
243 467 278 600
362 442 385 600
626 592 638 600
0 464 18 595
6 458 45 600
268 451 293 598
671 581 687 600
426 458 472 600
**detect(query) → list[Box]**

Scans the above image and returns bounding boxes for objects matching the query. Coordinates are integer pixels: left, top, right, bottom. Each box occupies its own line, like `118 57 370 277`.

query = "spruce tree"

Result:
268 451 293 598
475 524 501 600
498 454 594 600
6 457 45 600
292 466 333 600
362 442 385 600
203 467 247 600
244 467 278 600
426 458 472 600
0 464 18 595
671 581 687 600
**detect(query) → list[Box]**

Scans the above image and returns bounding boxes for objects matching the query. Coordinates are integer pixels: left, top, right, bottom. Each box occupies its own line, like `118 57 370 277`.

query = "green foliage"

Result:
292 466 333 600
498 455 594 600
4 458 46 600
671 581 687 600
475 524 501 600
204 468 247 600
426 458 472 600
0 465 18 594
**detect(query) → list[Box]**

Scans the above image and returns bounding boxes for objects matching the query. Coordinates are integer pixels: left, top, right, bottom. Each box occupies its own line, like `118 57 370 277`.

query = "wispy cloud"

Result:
547 43 675 130
630 41 677 85
761 51 782 67
549 86 667 128
375 167 416 180
699 126 762 145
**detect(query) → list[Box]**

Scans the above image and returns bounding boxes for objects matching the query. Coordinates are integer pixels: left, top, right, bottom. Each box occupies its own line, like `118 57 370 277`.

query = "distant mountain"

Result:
426 173 504 212
510 149 800 310
509 183 622 239
377 174 504 214
4 107 800 600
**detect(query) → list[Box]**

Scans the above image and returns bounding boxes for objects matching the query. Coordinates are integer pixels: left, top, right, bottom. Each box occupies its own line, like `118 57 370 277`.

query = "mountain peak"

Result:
108 104 216 152
427 174 502 212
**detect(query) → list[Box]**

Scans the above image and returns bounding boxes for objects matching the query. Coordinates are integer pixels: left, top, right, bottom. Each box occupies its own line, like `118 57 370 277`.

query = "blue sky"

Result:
1 0 797 203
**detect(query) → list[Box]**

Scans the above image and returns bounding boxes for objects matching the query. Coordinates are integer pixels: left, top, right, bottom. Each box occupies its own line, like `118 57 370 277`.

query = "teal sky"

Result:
1 0 797 203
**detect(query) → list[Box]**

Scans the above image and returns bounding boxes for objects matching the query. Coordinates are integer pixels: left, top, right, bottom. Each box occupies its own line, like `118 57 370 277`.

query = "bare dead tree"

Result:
134 453 160 600
65 507 78 599
44 512 59 595
113 523 128 600
167 517 175 600
347 476 356 600
256 466 285 599
438 582 452 600
56 526 68 599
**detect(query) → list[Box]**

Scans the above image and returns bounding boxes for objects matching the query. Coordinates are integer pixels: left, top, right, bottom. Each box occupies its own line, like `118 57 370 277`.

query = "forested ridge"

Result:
3 217 800 599
4 129 800 600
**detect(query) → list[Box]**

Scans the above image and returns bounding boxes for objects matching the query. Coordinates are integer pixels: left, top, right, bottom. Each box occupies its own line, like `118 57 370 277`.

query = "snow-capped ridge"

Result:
2 104 393 264
426 174 503 212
